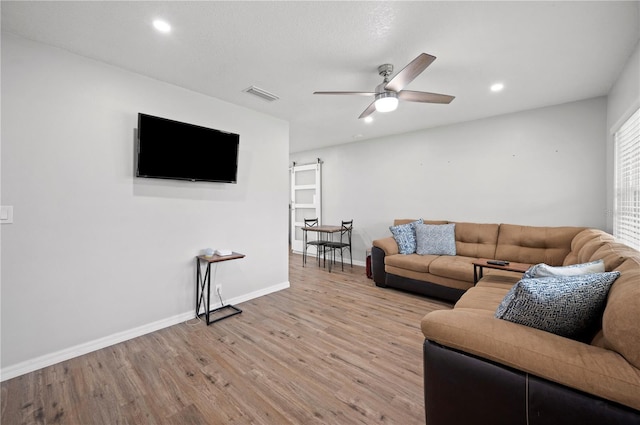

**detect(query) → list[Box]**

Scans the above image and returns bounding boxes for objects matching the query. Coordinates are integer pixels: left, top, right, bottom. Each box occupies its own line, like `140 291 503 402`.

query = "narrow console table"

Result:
196 252 245 325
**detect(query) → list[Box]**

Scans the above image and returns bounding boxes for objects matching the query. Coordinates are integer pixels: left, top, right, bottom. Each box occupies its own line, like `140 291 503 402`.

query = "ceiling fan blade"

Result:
384 53 436 93
358 101 377 119
397 90 455 104
313 91 376 96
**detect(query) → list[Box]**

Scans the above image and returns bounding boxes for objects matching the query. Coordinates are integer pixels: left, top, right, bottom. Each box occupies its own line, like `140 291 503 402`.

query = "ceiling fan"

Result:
314 53 455 119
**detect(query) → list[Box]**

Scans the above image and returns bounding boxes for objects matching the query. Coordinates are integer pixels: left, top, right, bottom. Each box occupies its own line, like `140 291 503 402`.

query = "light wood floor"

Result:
1 253 452 425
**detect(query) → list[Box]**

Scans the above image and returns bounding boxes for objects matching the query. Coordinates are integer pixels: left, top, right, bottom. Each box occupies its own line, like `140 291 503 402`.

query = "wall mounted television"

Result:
136 113 239 183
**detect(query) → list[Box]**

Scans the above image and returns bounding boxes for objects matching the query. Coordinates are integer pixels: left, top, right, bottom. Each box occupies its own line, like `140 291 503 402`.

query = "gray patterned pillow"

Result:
495 272 620 340
389 219 423 255
415 223 457 256
523 259 605 279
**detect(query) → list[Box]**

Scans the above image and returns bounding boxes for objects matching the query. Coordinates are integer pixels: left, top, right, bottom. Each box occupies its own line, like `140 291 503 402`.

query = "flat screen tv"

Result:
136 113 239 183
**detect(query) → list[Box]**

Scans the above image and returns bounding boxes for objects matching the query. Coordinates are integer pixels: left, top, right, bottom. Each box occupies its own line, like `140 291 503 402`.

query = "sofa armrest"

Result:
371 246 387 287
421 309 640 411
372 236 399 256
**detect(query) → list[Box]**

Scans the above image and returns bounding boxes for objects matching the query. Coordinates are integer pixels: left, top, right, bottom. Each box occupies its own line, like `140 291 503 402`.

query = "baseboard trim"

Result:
0 281 290 382
227 280 290 306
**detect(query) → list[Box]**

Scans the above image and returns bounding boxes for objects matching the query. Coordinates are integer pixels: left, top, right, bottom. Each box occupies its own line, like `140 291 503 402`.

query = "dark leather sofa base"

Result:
371 246 388 287
371 246 464 303
424 340 640 425
384 273 465 303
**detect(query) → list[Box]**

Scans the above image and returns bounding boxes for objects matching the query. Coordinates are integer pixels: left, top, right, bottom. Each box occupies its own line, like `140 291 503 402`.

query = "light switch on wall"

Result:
1 206 14 224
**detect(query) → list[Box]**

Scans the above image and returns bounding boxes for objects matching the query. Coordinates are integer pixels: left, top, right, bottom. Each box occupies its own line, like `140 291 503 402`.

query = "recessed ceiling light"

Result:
490 83 504 92
153 19 171 33
364 116 373 123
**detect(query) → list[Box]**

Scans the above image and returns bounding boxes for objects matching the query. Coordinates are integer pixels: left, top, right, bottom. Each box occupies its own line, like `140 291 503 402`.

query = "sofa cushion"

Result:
416 223 456 255
454 286 510 311
428 255 477 282
523 259 605 279
564 229 615 265
495 272 620 341
384 265 474 291
495 224 585 265
454 222 500 259
602 256 640 369
389 219 423 254
384 253 436 273
591 241 639 271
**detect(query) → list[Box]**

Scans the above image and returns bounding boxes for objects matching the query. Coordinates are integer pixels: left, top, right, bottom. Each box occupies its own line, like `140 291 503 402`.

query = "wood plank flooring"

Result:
1 253 452 425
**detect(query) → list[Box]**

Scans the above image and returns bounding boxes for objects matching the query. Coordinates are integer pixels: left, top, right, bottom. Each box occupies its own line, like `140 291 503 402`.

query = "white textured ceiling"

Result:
2 1 639 153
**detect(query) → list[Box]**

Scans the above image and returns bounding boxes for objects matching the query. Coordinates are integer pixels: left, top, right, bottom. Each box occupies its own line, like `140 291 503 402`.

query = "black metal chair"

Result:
303 218 326 266
324 220 353 272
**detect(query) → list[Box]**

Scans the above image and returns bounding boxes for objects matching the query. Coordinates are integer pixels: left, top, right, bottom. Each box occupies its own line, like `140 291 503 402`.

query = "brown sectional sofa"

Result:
371 220 640 424
372 220 586 302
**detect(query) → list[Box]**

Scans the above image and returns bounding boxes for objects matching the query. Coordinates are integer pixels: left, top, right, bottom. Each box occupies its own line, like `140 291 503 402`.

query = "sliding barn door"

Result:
290 160 322 254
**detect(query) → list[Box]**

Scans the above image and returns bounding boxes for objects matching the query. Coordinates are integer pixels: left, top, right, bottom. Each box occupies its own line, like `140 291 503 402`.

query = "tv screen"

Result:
136 113 239 183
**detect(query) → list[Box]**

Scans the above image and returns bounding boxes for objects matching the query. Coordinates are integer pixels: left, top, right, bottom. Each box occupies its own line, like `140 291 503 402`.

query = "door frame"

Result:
290 160 322 254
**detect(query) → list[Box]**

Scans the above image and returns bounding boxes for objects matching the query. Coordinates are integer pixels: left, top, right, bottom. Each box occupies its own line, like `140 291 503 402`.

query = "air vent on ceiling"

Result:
243 85 280 102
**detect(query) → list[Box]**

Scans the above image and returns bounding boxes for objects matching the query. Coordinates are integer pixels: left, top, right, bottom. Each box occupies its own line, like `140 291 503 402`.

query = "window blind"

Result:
614 107 640 250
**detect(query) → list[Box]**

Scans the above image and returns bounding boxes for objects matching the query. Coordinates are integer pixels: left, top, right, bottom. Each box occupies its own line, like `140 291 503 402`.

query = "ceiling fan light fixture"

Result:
313 53 453 118
374 92 398 113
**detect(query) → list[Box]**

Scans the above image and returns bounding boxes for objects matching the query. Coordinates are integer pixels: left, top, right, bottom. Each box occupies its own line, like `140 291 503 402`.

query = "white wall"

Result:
606 41 640 233
291 97 608 264
1 34 289 377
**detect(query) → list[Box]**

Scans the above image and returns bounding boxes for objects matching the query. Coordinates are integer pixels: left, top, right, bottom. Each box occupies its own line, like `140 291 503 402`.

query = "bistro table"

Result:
302 224 342 267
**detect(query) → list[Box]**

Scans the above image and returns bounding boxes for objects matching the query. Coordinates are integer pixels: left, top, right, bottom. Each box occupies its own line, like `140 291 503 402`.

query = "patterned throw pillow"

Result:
389 219 423 255
523 259 605 279
495 272 620 340
415 223 457 256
